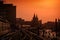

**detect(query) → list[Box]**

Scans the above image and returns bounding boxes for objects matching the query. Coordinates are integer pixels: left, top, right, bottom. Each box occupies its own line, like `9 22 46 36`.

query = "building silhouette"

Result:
0 1 16 32
53 19 60 32
30 14 40 35
16 14 42 35
57 19 60 32
31 14 39 27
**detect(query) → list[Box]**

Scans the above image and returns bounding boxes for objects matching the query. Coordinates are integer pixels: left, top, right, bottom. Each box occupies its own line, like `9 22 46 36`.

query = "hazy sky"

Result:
4 0 60 23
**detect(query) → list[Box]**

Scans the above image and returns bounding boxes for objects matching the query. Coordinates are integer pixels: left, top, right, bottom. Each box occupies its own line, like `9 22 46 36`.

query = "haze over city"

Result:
4 0 60 23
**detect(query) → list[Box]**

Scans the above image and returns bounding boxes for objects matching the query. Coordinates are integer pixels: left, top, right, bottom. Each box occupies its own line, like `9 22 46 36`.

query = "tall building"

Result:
54 19 60 32
54 19 57 32
0 1 16 31
57 19 60 32
0 1 16 23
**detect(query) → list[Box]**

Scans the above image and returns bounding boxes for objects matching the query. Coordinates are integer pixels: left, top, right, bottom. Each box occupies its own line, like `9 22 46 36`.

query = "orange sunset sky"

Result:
3 0 60 23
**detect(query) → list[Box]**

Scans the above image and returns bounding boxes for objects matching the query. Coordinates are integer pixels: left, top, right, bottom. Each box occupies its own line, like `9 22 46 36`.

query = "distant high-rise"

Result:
57 19 60 32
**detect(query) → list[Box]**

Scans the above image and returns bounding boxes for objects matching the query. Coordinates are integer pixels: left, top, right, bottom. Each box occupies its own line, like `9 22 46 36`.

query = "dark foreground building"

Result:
0 1 16 31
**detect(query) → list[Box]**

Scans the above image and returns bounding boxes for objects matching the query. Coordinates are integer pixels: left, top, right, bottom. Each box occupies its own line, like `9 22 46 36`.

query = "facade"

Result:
0 18 10 32
39 29 56 38
0 1 16 24
55 19 60 36
57 19 60 32
0 1 16 31
54 19 60 32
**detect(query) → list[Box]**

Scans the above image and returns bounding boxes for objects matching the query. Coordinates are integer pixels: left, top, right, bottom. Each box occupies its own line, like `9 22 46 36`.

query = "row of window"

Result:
0 21 10 32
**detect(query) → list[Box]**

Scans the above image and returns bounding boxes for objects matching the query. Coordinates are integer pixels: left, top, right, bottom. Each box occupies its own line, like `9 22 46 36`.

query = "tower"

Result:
30 13 40 35
31 14 39 27
54 19 57 32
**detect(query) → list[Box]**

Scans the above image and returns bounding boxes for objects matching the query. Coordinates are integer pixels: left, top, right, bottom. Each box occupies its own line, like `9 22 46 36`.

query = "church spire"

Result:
32 13 39 23
33 13 38 20
36 14 38 20
33 13 35 18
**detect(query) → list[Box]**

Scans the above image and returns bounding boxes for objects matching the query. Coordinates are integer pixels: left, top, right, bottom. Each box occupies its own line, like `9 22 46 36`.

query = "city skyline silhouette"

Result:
0 0 60 40
4 0 60 23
